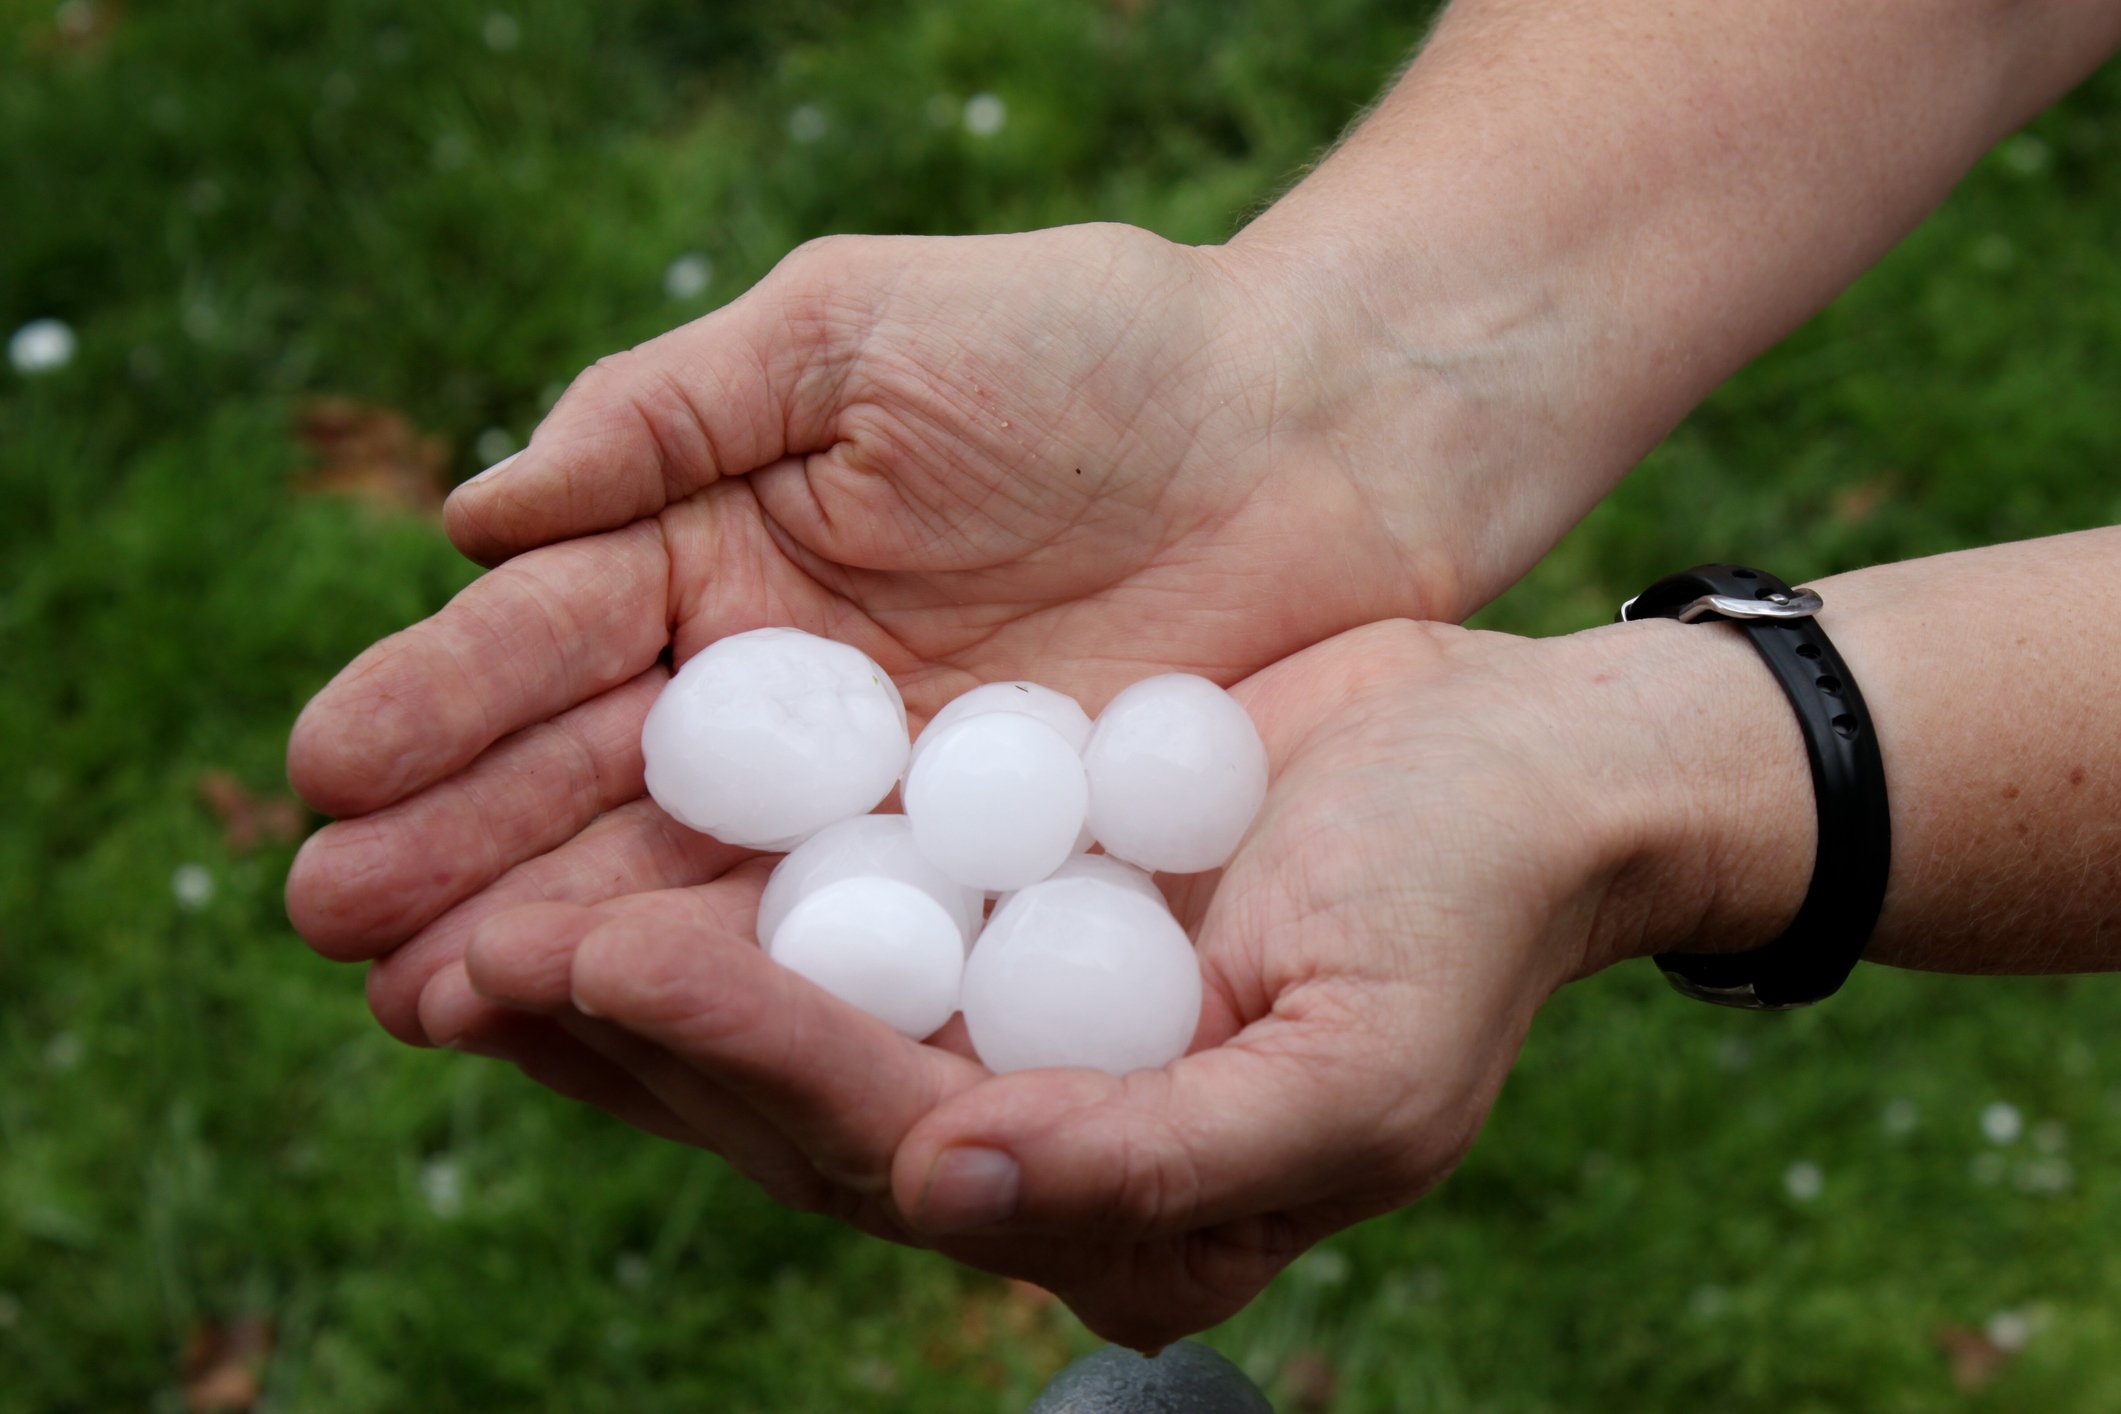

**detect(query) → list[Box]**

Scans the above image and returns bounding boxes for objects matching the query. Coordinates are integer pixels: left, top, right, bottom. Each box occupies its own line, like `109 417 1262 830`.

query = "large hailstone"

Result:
1083 674 1267 874
640 627 908 851
990 852 1163 918
757 813 984 953
961 874 1202 1076
912 681 1092 764
771 877 964 1039
905 712 1088 892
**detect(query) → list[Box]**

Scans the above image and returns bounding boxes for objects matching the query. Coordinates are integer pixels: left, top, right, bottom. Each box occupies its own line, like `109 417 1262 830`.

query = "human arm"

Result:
446 527 2121 1349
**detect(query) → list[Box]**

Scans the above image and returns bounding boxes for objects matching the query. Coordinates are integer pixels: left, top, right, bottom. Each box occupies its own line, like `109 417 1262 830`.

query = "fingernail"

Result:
917 1146 1020 1233
465 451 518 486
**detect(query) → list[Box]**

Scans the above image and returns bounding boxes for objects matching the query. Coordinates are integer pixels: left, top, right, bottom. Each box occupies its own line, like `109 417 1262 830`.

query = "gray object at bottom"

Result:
1026 1342 1273 1413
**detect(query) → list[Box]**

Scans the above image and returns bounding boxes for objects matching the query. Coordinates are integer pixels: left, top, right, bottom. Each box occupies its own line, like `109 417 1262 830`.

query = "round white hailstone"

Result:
963 92 1007 137
757 814 984 954
663 251 713 301
962 874 1201 1075
905 712 1088 891
1082 674 1267 873
641 627 907 851
771 878 964 1038
991 851 1163 918
9 318 76 375
911 680 1092 765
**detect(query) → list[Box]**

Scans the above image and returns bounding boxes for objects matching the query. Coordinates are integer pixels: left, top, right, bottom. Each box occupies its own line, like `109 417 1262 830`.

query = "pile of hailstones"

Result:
640 628 1267 1077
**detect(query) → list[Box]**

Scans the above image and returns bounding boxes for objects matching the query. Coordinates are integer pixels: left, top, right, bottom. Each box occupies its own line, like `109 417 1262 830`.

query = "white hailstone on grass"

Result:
1981 1100 2024 1145
482 11 520 51
1782 1160 1824 1202
1986 1308 2038 1353
756 813 983 954
1083 673 1266 874
473 426 516 466
171 863 215 911
641 627 908 851
420 1157 465 1218
787 104 828 144
770 878 964 1039
905 712 1088 891
9 319 76 374
963 92 1007 137
961 873 1201 1076
663 251 713 301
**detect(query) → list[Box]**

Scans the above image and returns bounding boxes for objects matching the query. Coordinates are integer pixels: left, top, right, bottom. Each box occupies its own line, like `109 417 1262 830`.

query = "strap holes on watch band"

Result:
1832 713 1859 739
1816 674 1843 696
1795 643 1822 660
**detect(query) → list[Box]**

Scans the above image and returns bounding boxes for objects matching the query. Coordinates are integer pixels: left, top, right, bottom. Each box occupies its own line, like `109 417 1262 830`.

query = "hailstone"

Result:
913 681 1092 763
905 712 1088 891
640 627 907 851
961 874 1202 1075
770 877 964 1039
1082 674 1266 873
757 813 984 953
991 852 1164 918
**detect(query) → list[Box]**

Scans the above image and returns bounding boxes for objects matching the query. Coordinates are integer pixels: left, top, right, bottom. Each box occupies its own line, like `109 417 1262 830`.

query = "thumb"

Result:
892 1008 1450 1241
445 235 878 565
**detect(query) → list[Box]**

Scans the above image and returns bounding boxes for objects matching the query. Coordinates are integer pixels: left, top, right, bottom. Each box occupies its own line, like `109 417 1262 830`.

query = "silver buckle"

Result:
1620 587 1823 624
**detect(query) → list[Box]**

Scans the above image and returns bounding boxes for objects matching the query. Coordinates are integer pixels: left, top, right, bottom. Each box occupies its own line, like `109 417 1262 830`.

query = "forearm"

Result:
1233 0 2121 604
1578 528 2121 977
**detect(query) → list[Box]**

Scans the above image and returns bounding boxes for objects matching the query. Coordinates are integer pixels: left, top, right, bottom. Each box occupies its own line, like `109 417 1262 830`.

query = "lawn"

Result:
4 1 2119 1408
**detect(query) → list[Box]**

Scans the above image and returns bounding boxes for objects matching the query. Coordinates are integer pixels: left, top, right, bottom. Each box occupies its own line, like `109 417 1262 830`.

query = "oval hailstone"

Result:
912 681 1092 764
1083 674 1267 874
641 627 907 851
757 813 984 953
962 874 1201 1076
905 711 1088 891
772 877 964 1038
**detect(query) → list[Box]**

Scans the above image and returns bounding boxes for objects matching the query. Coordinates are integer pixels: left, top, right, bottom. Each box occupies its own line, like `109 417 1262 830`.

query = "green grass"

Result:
4 1 2119 1408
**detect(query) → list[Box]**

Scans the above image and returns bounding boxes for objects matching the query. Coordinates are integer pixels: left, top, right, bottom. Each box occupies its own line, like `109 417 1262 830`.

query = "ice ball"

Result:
1083 674 1266 873
757 813 984 953
962 874 1201 1075
905 712 1088 891
771 877 964 1039
991 852 1163 918
641 627 907 851
913 681 1092 764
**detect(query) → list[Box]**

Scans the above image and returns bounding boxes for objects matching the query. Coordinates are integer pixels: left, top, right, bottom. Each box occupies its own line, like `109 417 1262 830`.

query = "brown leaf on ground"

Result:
294 396 452 519
1936 1322 2014 1392
1281 1349 1339 1413
197 771 307 854
182 1314 274 1412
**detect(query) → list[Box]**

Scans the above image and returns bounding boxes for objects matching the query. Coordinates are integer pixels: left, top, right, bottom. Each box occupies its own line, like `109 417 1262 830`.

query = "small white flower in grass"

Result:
2032 1120 2068 1154
1882 1098 1919 1136
1985 1307 2044 1353
1982 1101 2023 1145
10 318 76 374
663 251 713 301
963 92 1006 137
172 863 215 911
787 104 828 144
1970 1151 2006 1185
1783 1160 1823 1202
482 12 520 52
473 426 516 466
420 1157 464 1218
43 1032 83 1072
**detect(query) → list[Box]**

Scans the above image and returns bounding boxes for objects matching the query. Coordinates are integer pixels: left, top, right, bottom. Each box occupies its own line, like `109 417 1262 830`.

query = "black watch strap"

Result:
1619 564 1891 1009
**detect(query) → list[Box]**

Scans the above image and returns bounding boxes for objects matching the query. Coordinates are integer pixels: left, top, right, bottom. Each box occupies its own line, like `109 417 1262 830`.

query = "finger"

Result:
565 908 986 1194
894 985 1437 1241
430 997 703 1148
365 797 748 1046
287 668 665 962
445 236 890 565
288 519 670 818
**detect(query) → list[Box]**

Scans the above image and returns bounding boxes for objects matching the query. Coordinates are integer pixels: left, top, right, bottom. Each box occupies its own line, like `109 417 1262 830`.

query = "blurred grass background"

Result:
4 1 2119 1408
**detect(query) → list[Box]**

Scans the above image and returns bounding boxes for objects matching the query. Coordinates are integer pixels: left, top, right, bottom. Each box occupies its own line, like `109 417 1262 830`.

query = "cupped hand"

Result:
430 619 1690 1349
286 222 1474 1042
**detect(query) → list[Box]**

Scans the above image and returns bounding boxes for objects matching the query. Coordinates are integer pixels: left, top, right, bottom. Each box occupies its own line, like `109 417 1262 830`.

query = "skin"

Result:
286 0 2121 1350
